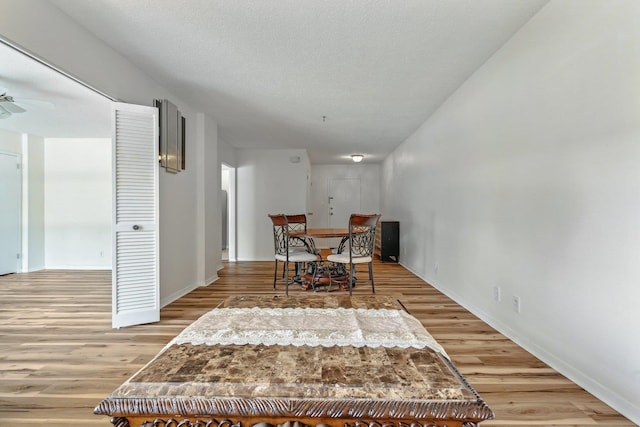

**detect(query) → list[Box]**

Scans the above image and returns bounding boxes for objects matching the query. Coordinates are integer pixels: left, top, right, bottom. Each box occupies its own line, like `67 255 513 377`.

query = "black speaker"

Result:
380 221 399 262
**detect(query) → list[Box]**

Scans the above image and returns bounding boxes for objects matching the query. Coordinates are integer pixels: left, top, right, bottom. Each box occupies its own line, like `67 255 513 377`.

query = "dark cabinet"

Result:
376 221 399 262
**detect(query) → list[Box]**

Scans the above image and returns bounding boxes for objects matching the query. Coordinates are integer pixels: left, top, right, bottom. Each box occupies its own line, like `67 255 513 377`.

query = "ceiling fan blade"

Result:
15 98 55 110
0 101 26 113
0 104 12 119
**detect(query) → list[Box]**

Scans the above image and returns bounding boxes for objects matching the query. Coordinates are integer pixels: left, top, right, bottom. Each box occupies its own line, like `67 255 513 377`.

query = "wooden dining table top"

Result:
293 227 349 238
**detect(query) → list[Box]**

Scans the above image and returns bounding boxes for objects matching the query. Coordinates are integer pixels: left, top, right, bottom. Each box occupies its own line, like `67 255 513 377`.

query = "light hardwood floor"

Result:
0 262 634 426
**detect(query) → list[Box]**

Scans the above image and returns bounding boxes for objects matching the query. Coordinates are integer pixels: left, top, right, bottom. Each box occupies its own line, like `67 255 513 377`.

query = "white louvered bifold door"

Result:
111 102 159 328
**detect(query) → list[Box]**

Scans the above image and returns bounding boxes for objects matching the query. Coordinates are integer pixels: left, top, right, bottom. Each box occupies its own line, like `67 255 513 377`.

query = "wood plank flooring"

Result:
0 262 634 426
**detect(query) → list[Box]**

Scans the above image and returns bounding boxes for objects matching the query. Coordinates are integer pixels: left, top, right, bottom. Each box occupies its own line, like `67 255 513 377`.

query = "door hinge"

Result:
17 253 20 259
16 163 21 170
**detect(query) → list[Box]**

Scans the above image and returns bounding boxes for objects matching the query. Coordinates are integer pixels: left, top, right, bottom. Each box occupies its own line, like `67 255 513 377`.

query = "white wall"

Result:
207 123 221 276
0 129 46 272
1 0 219 305
0 128 22 153
0 130 23 274
23 134 45 271
44 138 111 269
219 137 237 168
381 1 640 423
195 113 221 284
236 148 309 261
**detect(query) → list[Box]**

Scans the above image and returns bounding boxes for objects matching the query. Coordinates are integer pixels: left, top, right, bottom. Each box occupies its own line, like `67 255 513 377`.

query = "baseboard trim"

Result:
160 282 199 308
398 261 640 425
204 274 219 286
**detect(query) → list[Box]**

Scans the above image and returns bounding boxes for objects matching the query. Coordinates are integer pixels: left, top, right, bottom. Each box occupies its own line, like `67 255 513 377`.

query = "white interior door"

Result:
0 153 20 275
328 178 361 227
112 102 159 328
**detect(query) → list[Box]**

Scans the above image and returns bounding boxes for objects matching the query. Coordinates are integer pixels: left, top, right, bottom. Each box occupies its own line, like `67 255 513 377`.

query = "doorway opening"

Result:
221 163 236 261
0 41 111 273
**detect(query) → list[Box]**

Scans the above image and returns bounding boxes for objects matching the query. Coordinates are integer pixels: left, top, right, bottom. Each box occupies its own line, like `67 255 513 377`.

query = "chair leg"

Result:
310 262 318 292
273 260 278 289
294 262 303 284
327 262 342 293
284 262 289 296
369 262 375 294
348 263 353 296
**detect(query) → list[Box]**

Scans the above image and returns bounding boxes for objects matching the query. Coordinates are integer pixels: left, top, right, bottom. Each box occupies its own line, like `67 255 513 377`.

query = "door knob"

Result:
133 225 140 231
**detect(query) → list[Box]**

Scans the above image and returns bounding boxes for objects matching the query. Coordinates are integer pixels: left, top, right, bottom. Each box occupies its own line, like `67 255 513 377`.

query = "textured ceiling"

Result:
7 0 548 163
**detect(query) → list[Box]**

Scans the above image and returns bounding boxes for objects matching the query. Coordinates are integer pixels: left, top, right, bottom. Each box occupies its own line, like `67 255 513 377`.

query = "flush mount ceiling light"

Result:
351 154 364 163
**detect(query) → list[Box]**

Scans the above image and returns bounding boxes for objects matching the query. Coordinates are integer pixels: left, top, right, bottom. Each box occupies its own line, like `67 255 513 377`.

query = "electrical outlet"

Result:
493 286 501 302
512 296 521 313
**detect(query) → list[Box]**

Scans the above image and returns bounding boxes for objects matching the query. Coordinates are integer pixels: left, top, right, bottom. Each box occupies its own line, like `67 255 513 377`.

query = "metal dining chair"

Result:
326 213 381 295
268 214 319 295
285 214 320 255
285 214 320 283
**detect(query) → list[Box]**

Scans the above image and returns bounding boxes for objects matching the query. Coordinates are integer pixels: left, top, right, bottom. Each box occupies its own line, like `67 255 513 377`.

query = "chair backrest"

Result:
348 213 381 257
268 214 289 257
286 214 307 249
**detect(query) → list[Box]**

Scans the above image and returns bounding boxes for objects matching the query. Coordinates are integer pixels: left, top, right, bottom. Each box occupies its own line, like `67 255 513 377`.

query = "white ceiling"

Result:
0 42 111 138
3 0 548 163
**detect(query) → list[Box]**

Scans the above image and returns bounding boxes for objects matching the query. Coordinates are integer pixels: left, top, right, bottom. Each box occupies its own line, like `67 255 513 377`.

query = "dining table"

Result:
292 227 349 239
289 228 353 290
